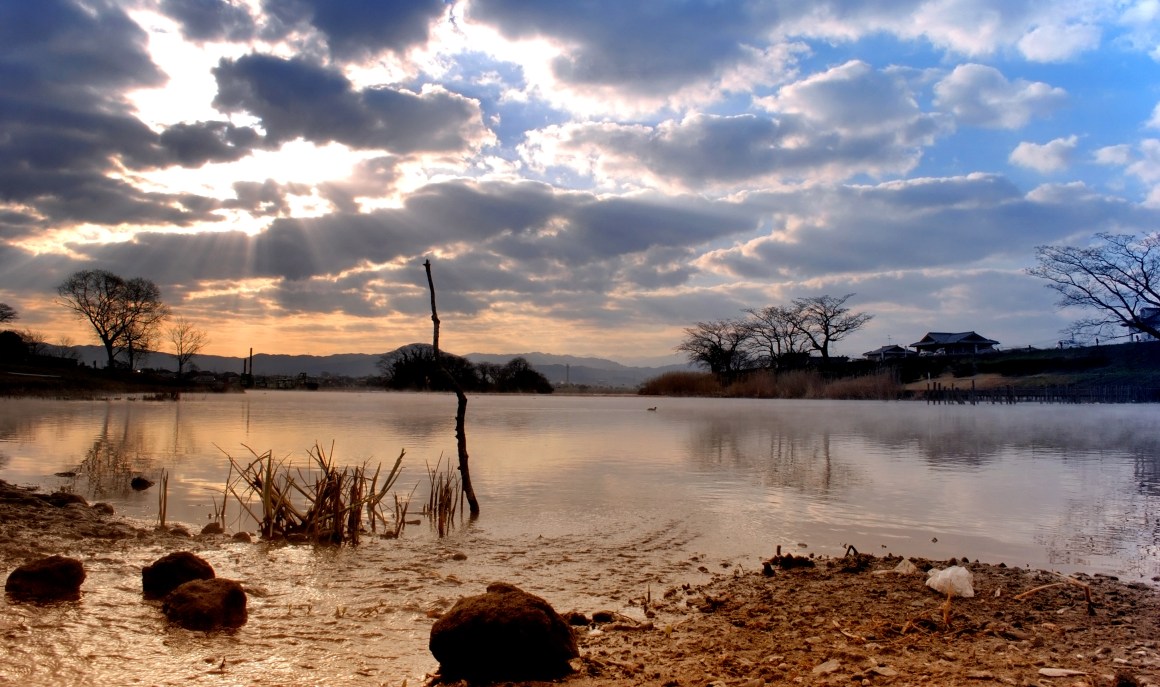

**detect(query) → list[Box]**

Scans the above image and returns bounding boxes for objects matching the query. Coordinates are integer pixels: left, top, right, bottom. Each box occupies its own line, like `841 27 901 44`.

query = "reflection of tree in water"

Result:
843 408 1160 476
682 403 1159 577
1036 482 1160 580
1134 451 1160 497
0 451 9 470
688 418 861 498
73 405 157 500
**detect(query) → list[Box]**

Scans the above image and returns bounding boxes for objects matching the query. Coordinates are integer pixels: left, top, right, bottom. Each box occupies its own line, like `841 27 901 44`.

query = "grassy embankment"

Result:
640 340 1160 400
0 358 192 398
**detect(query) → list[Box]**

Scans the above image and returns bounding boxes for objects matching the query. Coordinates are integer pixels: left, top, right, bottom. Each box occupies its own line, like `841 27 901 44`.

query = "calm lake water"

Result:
1 392 1158 685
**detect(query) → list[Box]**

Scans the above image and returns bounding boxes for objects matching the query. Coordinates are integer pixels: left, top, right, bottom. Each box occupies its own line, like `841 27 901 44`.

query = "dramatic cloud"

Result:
212 54 491 154
159 0 256 43
463 0 769 95
3 0 1160 360
263 0 446 61
522 63 942 190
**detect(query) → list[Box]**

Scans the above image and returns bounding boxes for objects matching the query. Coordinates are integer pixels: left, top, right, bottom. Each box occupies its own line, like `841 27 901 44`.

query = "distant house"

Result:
1126 307 1160 341
909 332 999 356
862 345 916 361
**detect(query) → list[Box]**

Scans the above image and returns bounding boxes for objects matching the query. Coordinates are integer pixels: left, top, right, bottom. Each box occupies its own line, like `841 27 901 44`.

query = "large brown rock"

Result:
162 578 247 631
429 582 578 682
5 555 85 601
142 551 214 599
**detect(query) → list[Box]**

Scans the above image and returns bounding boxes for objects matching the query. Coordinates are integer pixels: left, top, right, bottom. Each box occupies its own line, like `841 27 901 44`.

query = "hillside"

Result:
65 345 690 389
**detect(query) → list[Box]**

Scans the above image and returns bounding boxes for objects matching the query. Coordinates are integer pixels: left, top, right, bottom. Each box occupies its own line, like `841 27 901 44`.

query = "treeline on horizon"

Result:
640 338 1160 399
378 344 553 394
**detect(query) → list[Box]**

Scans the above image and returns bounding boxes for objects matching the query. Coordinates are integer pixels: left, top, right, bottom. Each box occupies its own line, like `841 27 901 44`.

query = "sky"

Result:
3 0 1160 366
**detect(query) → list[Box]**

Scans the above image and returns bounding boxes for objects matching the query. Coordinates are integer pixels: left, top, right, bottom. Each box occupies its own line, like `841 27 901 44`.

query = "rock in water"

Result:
142 551 215 599
429 582 578 682
162 578 248 630
5 555 86 601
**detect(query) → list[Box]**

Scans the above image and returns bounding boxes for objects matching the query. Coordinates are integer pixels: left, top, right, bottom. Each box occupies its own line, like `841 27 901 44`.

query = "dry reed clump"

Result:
221 442 405 545
639 371 722 396
641 369 903 400
819 370 903 400
424 455 464 538
722 370 822 398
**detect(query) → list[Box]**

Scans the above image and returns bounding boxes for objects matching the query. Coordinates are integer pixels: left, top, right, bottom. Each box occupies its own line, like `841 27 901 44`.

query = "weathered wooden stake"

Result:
424 259 480 517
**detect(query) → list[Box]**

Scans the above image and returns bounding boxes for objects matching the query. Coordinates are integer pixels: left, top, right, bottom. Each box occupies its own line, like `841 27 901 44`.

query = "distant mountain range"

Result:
67 345 691 388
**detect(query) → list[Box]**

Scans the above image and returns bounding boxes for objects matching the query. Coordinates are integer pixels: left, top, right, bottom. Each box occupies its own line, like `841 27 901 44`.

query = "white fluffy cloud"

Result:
934 64 1068 129
1009 136 1079 173
1147 102 1160 129
1017 22 1102 61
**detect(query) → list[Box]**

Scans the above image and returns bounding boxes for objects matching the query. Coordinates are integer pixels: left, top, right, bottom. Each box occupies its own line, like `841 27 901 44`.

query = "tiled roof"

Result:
909 331 999 348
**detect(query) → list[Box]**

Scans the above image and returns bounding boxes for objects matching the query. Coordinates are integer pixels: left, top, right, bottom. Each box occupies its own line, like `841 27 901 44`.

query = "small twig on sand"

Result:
1013 575 1095 615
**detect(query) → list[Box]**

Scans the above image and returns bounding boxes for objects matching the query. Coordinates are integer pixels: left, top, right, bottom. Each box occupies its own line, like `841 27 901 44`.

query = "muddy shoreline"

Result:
2 479 1158 687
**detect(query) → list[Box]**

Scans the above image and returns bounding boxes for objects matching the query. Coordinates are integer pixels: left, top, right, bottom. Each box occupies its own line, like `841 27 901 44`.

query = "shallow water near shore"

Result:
1 392 1158 685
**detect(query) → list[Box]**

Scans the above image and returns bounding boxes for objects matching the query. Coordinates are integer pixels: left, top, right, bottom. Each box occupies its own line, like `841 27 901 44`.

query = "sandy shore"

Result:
2 479 1158 687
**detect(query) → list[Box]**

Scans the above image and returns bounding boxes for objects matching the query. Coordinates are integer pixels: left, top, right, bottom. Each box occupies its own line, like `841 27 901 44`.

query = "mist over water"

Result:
1 392 1157 685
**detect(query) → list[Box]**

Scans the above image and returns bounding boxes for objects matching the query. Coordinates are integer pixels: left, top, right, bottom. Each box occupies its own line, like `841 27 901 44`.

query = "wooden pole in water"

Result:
423 259 480 517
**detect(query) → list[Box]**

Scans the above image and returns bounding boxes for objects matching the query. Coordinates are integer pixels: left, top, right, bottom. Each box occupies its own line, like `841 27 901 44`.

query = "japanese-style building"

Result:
909 331 999 356
862 344 916 361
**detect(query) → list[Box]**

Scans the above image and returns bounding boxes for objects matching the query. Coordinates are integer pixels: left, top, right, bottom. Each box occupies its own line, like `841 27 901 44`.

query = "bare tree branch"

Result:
791 293 873 362
1028 232 1160 341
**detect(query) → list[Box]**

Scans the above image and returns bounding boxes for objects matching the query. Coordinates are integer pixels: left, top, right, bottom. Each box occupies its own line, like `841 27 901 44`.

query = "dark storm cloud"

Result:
269 274 386 318
160 0 257 42
61 180 756 305
707 176 1160 279
212 54 486 153
65 231 253 285
0 0 165 106
0 0 241 227
546 111 935 187
0 210 39 240
224 180 310 217
533 62 944 187
568 196 752 258
263 0 445 61
465 0 767 94
156 121 264 166
319 157 404 213
3 169 221 227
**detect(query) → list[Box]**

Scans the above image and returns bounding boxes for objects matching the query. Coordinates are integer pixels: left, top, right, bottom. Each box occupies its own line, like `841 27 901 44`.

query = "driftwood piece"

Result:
424 259 480 517
1013 574 1095 615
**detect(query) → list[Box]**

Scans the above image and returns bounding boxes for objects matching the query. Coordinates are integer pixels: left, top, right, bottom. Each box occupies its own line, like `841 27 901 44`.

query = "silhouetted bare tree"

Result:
744 304 812 368
677 319 752 375
168 317 209 376
1029 232 1160 341
57 270 169 369
792 293 872 362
